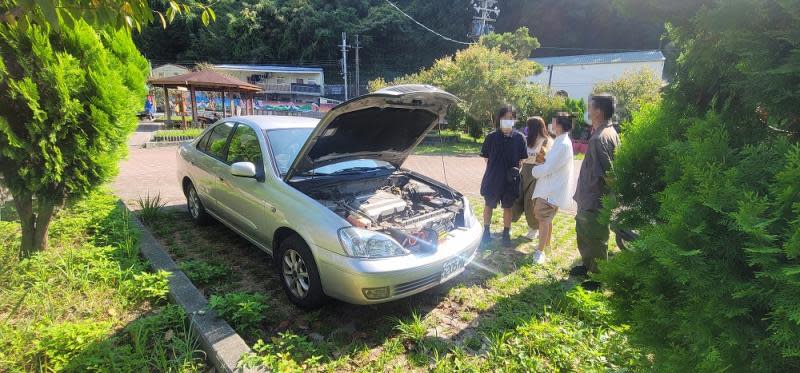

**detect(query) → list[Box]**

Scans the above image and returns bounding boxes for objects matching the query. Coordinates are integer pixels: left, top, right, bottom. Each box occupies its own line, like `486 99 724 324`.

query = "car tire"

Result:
276 235 328 309
185 182 212 225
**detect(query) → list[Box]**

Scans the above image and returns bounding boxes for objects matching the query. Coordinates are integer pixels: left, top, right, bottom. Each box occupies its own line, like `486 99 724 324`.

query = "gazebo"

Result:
148 69 262 126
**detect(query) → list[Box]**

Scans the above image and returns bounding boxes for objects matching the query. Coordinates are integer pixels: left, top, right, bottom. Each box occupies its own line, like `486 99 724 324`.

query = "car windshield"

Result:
310 159 394 175
266 128 313 175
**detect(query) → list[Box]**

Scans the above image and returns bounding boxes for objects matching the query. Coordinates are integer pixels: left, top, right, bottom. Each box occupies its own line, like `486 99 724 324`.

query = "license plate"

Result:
441 256 464 281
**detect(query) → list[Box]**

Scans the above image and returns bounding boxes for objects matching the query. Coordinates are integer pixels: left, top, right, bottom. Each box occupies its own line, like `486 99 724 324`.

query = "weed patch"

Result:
209 292 269 338
179 259 231 287
0 191 205 371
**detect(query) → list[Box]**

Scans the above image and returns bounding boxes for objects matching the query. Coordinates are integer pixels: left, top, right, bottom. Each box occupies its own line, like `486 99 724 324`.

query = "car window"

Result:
226 124 262 165
196 129 213 151
201 122 235 160
265 128 313 175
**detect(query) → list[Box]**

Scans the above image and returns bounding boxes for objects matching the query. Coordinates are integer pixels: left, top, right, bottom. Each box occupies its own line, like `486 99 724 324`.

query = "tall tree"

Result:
368 28 573 138
0 20 148 256
592 68 662 124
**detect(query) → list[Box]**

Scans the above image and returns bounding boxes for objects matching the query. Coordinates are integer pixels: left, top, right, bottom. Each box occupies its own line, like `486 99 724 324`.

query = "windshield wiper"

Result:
329 166 392 175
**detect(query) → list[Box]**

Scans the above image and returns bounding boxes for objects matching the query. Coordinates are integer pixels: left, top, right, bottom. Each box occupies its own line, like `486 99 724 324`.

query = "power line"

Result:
384 0 474 45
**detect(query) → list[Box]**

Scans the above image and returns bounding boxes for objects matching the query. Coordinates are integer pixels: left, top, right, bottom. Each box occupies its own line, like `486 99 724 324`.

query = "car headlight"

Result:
338 227 410 258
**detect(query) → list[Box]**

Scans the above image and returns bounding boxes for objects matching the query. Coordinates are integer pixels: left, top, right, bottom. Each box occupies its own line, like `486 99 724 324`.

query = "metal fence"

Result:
252 110 325 119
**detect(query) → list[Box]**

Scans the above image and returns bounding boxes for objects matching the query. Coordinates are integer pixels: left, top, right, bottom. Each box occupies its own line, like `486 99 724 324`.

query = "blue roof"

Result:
530 50 665 66
213 64 324 73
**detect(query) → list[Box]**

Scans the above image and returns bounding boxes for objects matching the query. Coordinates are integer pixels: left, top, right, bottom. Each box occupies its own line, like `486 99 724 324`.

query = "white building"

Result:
527 50 665 103
149 63 189 79
213 64 325 104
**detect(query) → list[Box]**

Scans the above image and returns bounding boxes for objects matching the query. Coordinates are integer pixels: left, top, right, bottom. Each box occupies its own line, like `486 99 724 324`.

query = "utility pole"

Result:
469 0 500 41
354 35 362 97
340 32 349 101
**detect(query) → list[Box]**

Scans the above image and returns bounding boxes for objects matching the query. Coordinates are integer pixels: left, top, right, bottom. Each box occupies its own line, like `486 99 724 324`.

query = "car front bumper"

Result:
312 222 483 305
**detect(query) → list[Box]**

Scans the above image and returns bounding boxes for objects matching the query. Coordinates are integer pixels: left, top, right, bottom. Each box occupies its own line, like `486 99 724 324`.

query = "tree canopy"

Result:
369 28 578 139
0 0 214 31
592 68 662 125
133 0 664 86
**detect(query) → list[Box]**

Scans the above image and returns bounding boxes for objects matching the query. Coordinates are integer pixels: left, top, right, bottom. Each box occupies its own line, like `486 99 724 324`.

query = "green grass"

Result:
0 191 205 371
149 197 643 371
152 128 204 142
154 114 195 122
414 141 483 156
414 130 483 156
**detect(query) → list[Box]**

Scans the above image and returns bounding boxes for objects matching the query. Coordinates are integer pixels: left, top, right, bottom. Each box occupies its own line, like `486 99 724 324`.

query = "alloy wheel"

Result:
282 249 310 299
188 187 200 219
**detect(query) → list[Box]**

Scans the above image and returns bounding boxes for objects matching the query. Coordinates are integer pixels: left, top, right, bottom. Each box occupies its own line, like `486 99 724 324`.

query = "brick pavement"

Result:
113 135 581 212
112 147 488 207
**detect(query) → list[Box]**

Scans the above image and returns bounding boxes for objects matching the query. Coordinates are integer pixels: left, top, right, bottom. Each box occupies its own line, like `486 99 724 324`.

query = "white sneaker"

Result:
532 250 546 265
525 228 539 240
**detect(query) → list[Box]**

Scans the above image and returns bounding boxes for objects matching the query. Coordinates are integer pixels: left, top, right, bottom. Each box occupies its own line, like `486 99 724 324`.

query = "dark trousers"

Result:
575 209 609 272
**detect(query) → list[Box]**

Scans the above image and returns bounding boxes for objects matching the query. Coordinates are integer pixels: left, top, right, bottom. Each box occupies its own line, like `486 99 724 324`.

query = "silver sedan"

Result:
177 85 482 308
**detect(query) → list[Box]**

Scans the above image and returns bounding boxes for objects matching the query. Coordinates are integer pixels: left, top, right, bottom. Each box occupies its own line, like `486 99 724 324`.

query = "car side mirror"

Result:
230 162 257 178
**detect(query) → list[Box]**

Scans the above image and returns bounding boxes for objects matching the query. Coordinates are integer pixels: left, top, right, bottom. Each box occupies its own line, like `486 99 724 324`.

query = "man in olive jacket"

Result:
572 94 620 286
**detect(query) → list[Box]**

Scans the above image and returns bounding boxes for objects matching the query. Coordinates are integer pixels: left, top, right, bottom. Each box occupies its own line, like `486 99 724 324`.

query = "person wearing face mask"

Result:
479 106 528 248
529 113 575 264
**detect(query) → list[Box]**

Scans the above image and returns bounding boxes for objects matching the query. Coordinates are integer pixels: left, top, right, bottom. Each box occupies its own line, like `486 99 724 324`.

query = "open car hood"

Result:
284 85 459 180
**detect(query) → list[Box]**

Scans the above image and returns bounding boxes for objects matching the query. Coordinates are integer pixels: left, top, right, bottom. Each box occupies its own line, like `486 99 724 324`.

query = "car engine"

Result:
307 174 464 253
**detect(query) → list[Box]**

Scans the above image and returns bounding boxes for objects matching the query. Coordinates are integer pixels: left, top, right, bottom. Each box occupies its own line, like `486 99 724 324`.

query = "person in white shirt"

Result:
530 114 575 264
518 117 552 240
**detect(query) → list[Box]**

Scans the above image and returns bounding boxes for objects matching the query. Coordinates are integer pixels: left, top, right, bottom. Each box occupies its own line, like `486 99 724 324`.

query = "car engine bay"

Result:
300 174 464 253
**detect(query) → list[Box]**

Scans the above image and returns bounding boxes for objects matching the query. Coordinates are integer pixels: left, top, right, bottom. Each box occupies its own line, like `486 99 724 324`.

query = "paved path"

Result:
113 126 582 210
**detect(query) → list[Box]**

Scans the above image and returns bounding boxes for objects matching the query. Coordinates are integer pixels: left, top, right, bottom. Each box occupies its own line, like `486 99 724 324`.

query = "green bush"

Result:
34 320 113 371
209 292 268 336
152 128 204 142
179 259 231 286
122 270 171 303
597 2 800 370
136 192 167 225
240 332 322 372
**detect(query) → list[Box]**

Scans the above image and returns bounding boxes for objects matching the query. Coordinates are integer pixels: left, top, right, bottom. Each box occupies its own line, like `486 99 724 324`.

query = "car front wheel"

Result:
277 235 327 309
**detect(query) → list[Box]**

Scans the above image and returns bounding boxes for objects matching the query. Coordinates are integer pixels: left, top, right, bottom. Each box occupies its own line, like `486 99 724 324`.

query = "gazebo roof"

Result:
148 69 261 92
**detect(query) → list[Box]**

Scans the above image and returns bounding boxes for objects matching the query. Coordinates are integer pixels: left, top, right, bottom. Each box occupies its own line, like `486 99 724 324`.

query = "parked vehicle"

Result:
176 85 482 308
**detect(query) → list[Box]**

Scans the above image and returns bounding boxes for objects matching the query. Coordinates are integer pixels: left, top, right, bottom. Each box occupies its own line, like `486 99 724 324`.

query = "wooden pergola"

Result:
148 70 262 126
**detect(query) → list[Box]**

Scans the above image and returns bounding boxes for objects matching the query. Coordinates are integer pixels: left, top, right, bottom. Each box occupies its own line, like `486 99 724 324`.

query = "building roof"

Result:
530 50 665 67
238 115 319 130
151 63 189 70
213 64 324 74
148 70 261 92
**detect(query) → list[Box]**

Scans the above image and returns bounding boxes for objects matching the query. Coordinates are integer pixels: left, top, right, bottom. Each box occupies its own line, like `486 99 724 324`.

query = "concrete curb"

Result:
124 202 259 372
143 140 187 148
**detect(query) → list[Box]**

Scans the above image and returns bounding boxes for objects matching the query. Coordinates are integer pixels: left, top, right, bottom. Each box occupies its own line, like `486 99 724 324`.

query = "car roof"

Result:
226 115 320 130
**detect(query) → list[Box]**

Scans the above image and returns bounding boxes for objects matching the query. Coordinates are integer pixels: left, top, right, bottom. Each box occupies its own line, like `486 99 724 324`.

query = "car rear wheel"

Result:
276 235 327 309
186 182 211 225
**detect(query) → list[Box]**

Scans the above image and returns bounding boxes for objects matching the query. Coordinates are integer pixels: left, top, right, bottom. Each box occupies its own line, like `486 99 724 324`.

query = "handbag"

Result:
506 166 521 184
